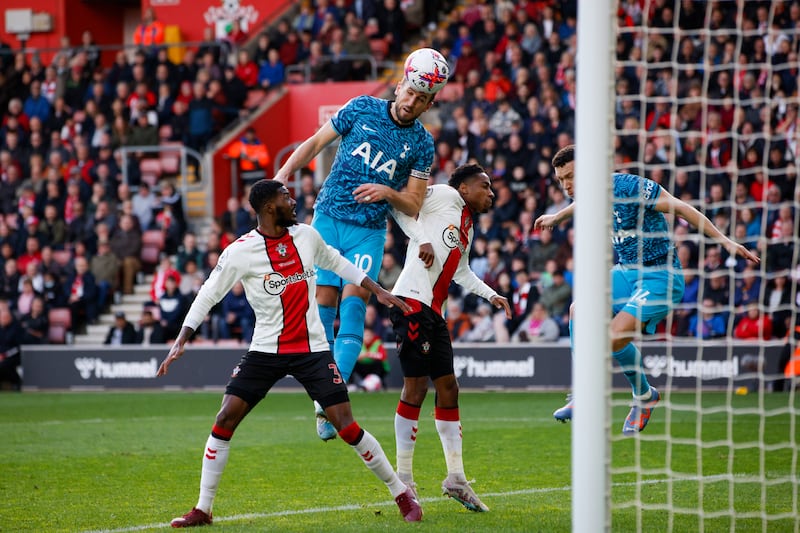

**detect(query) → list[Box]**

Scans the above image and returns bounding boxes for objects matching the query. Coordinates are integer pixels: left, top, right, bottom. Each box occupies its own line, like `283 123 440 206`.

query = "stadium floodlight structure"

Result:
572 0 614 532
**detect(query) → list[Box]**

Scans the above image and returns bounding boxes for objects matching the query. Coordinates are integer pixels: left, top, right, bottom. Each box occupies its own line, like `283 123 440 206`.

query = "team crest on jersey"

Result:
231 365 241 378
276 243 287 257
421 341 431 354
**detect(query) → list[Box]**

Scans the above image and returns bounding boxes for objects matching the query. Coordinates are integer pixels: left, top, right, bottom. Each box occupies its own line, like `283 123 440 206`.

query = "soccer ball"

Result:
403 48 449 94
361 373 383 392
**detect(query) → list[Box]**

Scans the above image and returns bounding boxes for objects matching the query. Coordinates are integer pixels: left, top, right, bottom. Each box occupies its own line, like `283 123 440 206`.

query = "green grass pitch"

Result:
1 390 797 532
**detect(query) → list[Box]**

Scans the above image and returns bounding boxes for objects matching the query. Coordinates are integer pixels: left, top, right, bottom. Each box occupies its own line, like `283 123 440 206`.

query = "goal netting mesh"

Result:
608 1 799 531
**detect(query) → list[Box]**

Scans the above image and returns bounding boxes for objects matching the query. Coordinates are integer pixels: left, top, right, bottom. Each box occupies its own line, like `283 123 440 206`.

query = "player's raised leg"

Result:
171 394 248 528
325 400 423 522
611 310 659 435
332 229 385 386
334 294 368 383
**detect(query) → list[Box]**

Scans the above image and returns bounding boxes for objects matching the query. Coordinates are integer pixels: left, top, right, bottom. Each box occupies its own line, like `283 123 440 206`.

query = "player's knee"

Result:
326 403 354 431
214 409 242 432
434 375 459 402
611 337 632 353
340 295 367 320
401 381 428 405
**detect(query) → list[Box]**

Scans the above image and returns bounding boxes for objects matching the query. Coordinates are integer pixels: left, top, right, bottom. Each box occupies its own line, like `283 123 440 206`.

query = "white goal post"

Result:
572 0 614 532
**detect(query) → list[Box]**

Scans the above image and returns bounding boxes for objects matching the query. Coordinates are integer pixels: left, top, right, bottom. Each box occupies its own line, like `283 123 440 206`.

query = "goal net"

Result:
577 1 799 531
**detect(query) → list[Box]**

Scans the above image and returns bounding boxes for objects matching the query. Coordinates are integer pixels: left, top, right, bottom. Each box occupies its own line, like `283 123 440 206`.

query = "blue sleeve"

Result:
330 96 366 136
640 178 662 210
411 129 435 177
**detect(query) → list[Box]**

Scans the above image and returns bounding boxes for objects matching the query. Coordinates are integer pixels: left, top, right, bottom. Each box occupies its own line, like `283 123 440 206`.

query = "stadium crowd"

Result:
0 0 798 375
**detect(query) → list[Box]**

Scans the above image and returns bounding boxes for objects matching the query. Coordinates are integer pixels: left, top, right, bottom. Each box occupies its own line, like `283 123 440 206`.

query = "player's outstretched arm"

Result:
655 188 760 264
360 276 412 313
274 122 339 185
534 203 575 230
157 326 195 376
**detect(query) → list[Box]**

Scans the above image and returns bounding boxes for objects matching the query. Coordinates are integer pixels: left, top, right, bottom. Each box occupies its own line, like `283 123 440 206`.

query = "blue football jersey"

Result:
612 173 672 265
314 95 434 229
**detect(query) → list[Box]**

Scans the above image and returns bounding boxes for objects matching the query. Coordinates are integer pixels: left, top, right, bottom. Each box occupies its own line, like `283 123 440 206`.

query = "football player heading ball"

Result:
274 47 448 441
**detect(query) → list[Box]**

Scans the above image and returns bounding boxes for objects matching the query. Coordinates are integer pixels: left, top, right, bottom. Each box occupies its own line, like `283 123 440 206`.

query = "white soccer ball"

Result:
403 48 449 94
361 373 383 392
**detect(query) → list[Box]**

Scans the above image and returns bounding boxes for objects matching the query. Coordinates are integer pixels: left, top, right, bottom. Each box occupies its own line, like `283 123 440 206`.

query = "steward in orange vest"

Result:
227 127 271 173
133 7 165 48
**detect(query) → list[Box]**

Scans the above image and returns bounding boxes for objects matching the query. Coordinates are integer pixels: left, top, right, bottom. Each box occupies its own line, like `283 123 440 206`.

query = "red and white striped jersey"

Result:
183 224 366 354
391 184 497 316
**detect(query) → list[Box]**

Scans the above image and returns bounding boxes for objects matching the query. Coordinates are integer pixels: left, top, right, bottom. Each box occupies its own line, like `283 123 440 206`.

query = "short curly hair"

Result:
249 179 283 213
551 145 575 168
449 163 488 189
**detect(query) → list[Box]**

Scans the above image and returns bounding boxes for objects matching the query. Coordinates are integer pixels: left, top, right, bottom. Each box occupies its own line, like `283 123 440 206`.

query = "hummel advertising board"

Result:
21 341 783 391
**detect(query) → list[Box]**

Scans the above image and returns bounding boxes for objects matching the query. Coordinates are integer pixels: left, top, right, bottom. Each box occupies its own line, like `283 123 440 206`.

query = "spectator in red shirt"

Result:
234 49 259 88
17 236 42 274
484 67 513 103
734 304 773 340
150 254 181 303
225 19 249 47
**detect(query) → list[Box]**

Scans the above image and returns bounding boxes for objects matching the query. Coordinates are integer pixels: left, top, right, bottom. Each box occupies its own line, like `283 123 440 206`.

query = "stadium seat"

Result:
140 245 160 271
245 88 267 109
47 307 73 344
141 173 159 188
369 39 389 62
140 229 166 271
142 229 166 250
436 82 464 103
160 152 180 175
140 158 162 178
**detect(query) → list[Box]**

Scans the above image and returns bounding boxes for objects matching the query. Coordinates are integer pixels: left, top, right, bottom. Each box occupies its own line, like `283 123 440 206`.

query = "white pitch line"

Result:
14 415 545 427
82 474 743 533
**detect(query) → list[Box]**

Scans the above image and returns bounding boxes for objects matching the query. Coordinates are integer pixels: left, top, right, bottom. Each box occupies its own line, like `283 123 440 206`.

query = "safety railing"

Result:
285 54 398 83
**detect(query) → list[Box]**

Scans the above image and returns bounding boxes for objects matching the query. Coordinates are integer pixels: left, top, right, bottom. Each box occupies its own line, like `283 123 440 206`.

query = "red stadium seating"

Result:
47 307 73 344
140 229 166 271
369 39 389 62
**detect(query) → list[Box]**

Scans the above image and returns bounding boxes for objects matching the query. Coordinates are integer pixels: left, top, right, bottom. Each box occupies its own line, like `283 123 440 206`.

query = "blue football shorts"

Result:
312 211 385 289
611 263 685 334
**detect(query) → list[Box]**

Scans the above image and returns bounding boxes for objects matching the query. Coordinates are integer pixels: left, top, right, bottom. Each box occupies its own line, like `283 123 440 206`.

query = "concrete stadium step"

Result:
73 274 155 346
186 190 207 218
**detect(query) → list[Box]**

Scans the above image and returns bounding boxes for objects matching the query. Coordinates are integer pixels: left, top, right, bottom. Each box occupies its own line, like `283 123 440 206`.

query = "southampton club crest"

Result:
276 243 287 257
204 0 259 38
